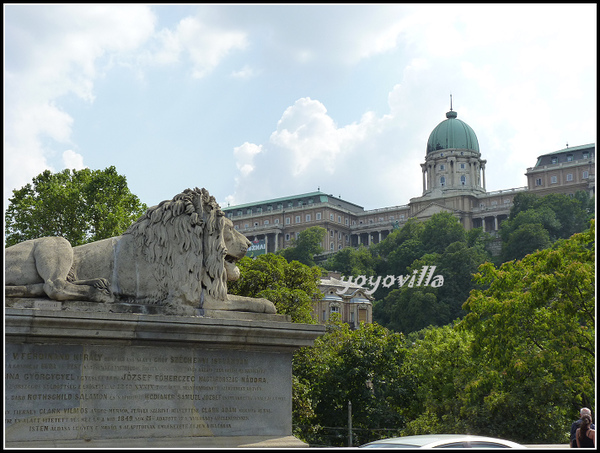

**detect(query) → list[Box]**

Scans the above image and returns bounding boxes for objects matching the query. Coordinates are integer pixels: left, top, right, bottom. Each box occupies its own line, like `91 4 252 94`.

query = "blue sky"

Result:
4 4 596 213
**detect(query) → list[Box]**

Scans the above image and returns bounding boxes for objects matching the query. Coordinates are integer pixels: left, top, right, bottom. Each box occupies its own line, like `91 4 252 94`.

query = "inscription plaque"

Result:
5 343 291 442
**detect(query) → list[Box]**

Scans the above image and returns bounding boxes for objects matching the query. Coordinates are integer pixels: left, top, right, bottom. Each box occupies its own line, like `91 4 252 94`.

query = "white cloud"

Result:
62 150 87 170
149 16 247 78
4 5 249 209
234 142 262 177
5 4 595 215
270 98 344 175
4 5 156 207
226 3 596 209
231 64 259 79
228 96 422 209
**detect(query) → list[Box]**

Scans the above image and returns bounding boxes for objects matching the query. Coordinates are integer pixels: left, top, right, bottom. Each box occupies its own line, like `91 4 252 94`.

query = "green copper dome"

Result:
426 109 480 154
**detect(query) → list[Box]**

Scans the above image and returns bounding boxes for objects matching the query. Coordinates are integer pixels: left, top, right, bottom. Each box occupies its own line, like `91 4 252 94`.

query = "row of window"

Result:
550 152 591 164
234 210 410 230
235 211 402 228
440 175 469 186
237 212 352 225
438 162 471 171
232 198 321 216
535 170 589 186
479 199 511 208
321 305 369 323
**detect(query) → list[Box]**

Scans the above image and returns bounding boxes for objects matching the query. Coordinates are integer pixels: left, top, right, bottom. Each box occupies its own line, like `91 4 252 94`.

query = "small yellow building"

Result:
314 272 373 329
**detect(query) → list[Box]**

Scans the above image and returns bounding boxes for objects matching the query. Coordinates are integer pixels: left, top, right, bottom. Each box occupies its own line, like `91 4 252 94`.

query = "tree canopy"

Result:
5 166 147 247
459 220 595 441
401 324 474 436
232 219 595 446
370 213 491 333
323 245 379 277
278 226 327 267
500 191 594 261
292 204 594 446
293 319 409 446
227 253 321 323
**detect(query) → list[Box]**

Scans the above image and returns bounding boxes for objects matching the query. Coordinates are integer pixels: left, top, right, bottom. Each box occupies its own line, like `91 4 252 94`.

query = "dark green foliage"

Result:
372 213 490 333
323 245 379 277
278 226 327 267
500 222 552 262
374 286 446 334
458 221 595 443
293 320 409 446
500 191 594 261
419 212 465 254
227 253 321 323
233 222 595 446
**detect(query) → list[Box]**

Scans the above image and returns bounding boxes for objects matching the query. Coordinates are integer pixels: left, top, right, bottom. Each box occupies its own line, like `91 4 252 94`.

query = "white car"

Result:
359 434 526 448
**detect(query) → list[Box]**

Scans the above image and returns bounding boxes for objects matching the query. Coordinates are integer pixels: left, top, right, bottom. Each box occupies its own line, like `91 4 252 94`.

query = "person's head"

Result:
580 414 592 432
580 407 592 418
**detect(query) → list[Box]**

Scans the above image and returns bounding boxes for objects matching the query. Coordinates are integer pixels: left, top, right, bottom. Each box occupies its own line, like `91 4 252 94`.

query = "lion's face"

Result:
223 217 251 281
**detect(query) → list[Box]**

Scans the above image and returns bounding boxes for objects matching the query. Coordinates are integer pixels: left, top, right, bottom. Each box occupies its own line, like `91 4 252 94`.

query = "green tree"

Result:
323 245 378 277
500 191 593 262
380 238 425 279
537 192 592 239
373 218 423 254
420 212 465 255
372 218 424 275
293 319 409 446
374 286 446 334
466 226 491 249
500 222 552 262
401 324 474 435
5 167 147 247
573 190 595 220
227 253 321 323
278 226 327 267
508 191 539 218
459 221 595 443
500 206 561 242
373 213 467 287
374 239 489 333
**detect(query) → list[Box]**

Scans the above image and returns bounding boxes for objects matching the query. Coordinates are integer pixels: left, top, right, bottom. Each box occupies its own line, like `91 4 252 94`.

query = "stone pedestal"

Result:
5 304 325 448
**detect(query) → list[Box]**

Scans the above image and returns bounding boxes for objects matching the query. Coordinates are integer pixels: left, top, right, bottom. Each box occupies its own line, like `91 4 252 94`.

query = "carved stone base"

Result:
5 297 286 320
6 435 309 448
5 305 324 448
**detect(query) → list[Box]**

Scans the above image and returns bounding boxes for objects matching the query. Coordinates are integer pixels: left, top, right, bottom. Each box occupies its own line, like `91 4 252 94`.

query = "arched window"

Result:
440 176 446 187
460 175 466 185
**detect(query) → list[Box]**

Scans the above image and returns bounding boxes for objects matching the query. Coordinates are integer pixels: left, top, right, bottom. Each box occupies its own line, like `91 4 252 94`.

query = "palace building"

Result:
223 105 595 255
224 103 594 328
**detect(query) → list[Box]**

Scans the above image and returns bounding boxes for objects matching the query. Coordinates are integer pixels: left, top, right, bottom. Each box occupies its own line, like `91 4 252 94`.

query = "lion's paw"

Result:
94 292 115 304
263 301 277 314
92 279 114 303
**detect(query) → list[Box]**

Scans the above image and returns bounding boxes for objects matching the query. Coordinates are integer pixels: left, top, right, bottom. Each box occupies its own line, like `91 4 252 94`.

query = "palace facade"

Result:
224 105 595 255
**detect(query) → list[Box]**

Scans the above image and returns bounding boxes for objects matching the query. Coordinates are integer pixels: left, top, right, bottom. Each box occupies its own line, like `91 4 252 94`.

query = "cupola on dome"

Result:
426 105 480 154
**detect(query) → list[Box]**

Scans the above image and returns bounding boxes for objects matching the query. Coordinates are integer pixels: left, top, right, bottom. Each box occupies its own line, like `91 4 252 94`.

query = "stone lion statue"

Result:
5 187 276 315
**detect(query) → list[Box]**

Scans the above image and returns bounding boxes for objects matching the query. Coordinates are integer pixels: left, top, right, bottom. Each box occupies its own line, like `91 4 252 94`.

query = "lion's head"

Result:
124 187 250 307
222 217 251 282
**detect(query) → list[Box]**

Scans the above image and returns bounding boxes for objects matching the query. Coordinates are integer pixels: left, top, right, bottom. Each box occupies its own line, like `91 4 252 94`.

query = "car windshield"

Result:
468 441 512 448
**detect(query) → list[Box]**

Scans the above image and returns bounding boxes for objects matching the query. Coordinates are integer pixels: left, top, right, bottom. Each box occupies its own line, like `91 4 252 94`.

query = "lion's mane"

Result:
125 187 228 306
